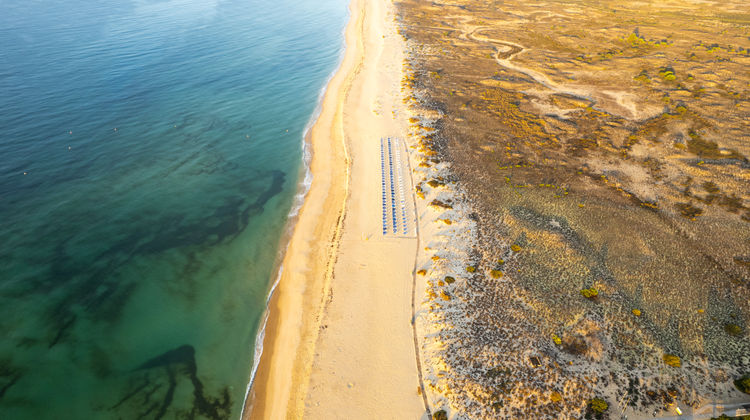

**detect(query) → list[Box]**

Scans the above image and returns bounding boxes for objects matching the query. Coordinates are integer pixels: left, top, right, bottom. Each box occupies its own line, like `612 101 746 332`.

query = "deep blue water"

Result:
0 0 347 417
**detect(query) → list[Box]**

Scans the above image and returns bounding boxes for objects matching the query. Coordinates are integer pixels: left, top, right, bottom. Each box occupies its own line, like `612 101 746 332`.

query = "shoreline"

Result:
239 11 350 416
242 0 361 416
288 0 425 414
244 0 427 417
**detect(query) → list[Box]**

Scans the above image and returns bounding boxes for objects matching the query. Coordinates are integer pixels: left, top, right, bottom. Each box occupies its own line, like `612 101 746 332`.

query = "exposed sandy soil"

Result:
302 0 426 417
395 0 750 418
245 0 428 418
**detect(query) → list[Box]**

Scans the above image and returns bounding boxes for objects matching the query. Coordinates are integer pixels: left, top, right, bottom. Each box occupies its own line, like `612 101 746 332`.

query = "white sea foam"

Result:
239 11 350 417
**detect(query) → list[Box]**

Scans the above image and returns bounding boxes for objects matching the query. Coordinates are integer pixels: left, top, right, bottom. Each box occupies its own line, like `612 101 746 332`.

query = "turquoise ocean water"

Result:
0 0 347 417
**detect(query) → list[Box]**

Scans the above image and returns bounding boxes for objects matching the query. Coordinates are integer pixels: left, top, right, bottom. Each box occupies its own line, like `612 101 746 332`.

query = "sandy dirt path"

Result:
467 26 655 120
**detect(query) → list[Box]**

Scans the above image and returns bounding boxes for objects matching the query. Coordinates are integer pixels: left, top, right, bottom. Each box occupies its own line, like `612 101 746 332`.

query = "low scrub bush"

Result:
725 323 743 336
550 391 562 403
587 398 609 415
430 199 453 209
663 354 681 367
580 288 598 299
735 375 750 394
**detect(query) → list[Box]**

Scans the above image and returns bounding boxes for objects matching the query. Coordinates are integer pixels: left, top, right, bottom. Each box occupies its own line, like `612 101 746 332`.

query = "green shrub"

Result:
433 409 448 420
429 199 453 209
663 354 681 367
735 374 750 394
634 70 651 84
710 414 750 420
588 398 608 414
687 130 742 159
444 276 456 284
659 66 676 81
580 288 598 299
725 323 743 336
466 266 476 273
676 202 703 219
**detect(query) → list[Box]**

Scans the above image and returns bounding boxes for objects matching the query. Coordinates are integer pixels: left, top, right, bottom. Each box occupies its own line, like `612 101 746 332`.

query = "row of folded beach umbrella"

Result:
380 137 408 235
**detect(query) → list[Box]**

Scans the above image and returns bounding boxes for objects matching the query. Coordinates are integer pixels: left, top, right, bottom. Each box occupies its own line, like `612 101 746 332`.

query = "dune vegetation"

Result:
397 0 749 417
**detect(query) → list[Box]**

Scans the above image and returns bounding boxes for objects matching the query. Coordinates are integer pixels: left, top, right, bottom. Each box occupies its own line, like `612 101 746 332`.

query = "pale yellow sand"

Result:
245 0 426 418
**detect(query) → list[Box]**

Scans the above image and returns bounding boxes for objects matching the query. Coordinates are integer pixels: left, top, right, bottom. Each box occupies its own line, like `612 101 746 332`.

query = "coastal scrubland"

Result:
396 0 750 418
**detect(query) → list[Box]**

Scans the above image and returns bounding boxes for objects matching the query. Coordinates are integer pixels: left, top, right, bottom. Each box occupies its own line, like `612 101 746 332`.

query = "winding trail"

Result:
464 25 653 120
469 27 594 100
406 140 431 417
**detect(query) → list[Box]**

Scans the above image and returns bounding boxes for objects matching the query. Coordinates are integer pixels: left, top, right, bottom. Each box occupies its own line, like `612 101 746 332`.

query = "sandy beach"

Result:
245 0 426 418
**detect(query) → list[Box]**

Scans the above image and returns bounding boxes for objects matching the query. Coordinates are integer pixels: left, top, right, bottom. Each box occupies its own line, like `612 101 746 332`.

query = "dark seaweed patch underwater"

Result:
0 0 348 417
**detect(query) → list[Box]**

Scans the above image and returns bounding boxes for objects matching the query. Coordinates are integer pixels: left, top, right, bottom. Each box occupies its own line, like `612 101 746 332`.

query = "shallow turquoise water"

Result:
0 0 347 417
